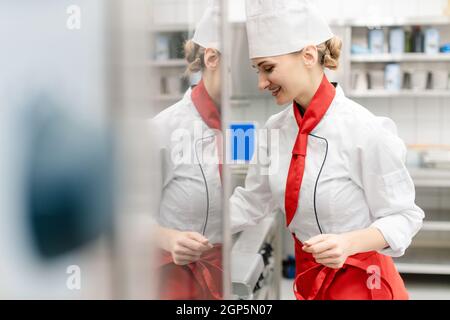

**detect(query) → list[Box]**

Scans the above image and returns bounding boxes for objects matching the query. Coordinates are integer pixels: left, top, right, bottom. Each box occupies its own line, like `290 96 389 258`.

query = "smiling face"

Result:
251 46 322 106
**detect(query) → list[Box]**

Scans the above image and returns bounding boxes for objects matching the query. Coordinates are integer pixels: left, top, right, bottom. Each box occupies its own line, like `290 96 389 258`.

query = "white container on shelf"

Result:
351 70 368 91
424 28 440 54
431 69 449 90
389 28 405 54
411 70 429 90
159 76 168 95
154 34 170 61
368 28 385 54
368 70 385 90
158 76 169 95
385 64 402 91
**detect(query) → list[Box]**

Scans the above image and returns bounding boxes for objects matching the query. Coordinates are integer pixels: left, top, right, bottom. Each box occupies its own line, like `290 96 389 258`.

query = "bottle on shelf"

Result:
412 26 424 53
404 28 413 53
368 27 385 54
169 32 188 59
155 34 170 61
424 27 440 54
385 63 402 91
389 27 405 54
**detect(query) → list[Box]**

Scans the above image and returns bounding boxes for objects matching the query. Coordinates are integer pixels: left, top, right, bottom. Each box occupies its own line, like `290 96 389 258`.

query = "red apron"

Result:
293 237 409 300
156 245 223 300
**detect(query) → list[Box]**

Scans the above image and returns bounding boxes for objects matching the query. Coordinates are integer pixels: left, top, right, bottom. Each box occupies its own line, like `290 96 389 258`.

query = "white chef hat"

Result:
192 0 221 51
245 0 334 59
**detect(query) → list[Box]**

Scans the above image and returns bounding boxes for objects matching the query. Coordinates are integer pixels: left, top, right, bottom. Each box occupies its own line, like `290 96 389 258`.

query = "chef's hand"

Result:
302 234 352 269
168 230 213 265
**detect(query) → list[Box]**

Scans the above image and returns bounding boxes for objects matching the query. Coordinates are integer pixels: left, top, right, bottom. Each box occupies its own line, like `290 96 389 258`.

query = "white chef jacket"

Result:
150 88 223 244
230 85 424 257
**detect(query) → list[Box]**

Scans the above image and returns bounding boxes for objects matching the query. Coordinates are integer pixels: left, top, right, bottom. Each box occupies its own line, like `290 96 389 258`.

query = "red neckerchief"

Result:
191 79 222 179
284 75 336 227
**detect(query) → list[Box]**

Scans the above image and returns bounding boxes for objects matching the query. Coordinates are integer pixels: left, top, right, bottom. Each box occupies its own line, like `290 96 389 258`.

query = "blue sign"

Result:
229 123 255 162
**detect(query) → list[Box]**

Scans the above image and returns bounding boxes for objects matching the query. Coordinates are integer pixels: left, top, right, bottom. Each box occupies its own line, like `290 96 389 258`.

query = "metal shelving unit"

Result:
420 208 450 232
341 17 450 275
394 168 450 274
343 17 450 97
148 0 209 115
148 26 190 112
395 247 450 275
410 168 450 188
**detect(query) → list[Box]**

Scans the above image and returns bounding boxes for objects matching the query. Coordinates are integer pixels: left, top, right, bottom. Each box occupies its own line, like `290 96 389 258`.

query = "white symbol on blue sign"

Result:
230 123 255 161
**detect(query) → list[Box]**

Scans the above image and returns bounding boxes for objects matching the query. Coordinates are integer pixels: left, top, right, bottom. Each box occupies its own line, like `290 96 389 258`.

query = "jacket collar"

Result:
292 74 336 131
191 79 221 131
291 74 336 155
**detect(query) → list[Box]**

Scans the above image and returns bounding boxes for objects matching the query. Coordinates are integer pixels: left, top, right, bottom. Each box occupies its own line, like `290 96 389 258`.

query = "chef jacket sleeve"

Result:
229 125 278 234
356 117 424 257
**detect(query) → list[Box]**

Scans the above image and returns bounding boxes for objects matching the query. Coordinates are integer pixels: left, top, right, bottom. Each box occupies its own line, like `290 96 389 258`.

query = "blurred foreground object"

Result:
23 94 114 258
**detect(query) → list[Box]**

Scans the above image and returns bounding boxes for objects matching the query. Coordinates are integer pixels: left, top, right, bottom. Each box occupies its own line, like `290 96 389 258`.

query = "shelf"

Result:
409 168 450 187
396 263 450 275
351 53 450 63
331 16 450 27
413 227 450 248
349 90 450 98
394 247 450 275
147 59 186 67
422 221 450 232
421 209 450 231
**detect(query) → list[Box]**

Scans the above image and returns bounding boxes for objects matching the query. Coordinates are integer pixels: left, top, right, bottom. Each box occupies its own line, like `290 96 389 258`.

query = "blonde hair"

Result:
183 39 205 77
316 36 342 71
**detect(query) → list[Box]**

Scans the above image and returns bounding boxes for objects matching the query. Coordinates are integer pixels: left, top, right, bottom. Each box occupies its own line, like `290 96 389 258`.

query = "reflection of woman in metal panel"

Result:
151 1 223 299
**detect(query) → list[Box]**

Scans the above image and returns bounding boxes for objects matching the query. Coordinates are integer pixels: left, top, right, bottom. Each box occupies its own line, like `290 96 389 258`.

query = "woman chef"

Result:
150 0 223 300
230 0 424 300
